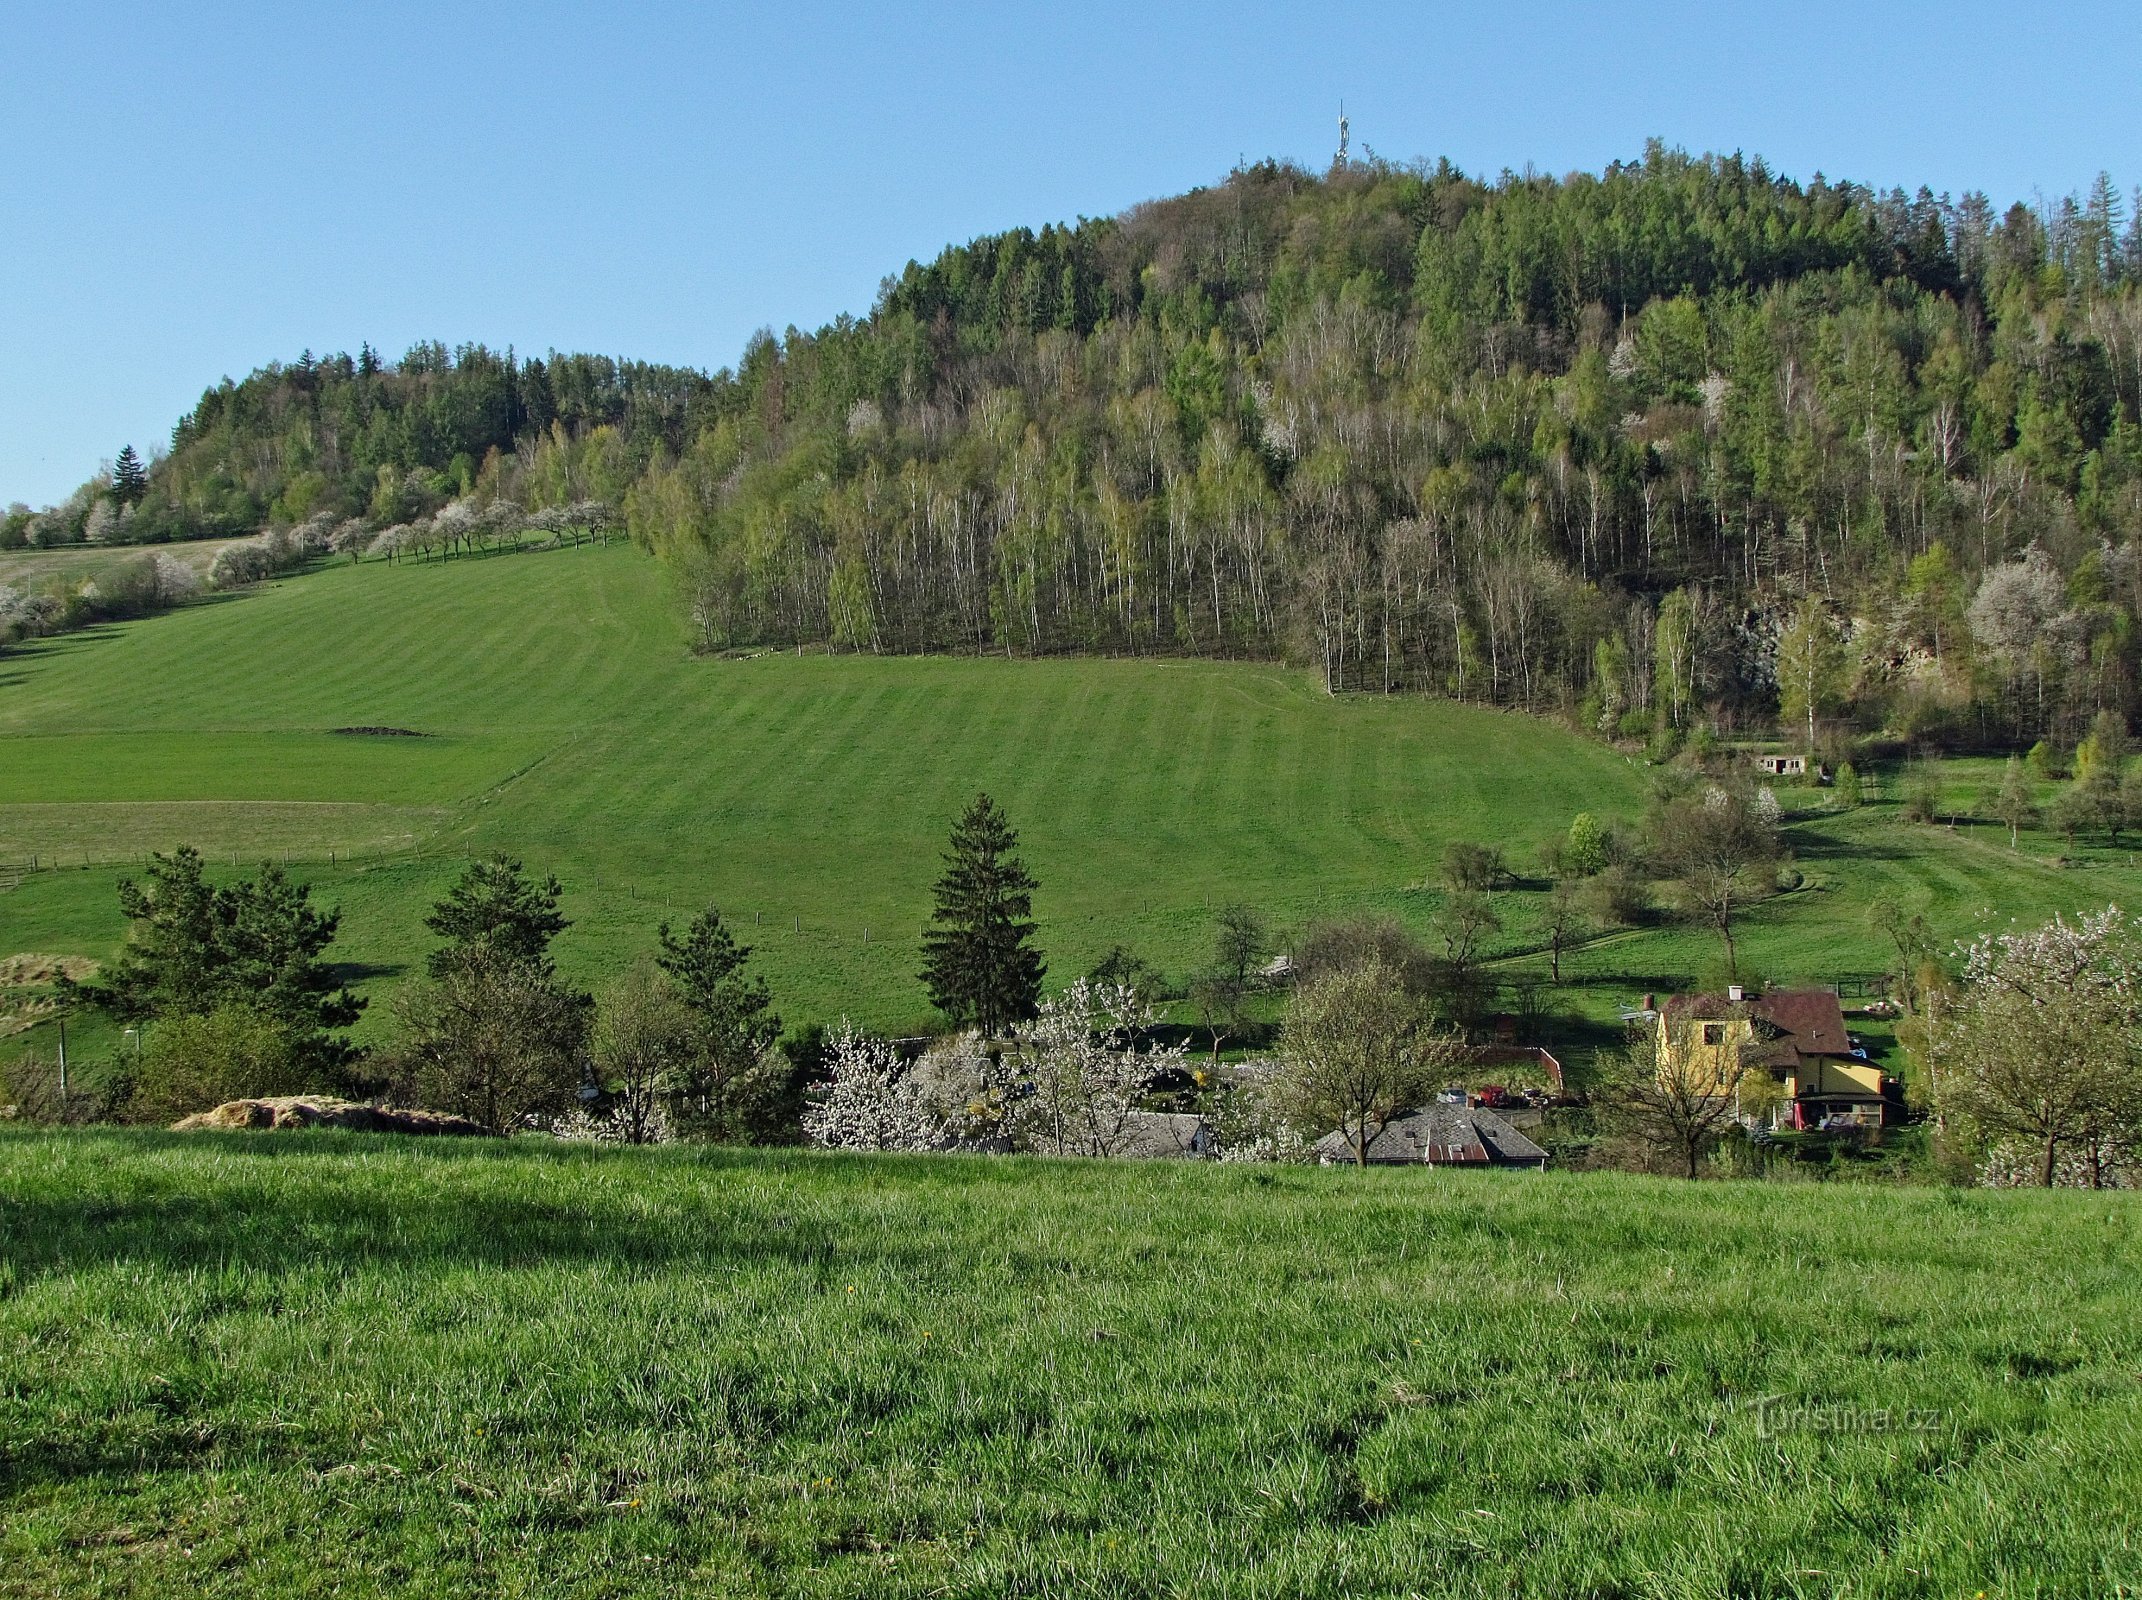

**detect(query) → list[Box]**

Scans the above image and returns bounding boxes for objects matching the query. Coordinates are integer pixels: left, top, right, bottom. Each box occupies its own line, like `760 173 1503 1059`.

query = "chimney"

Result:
1727 983 1745 1002
1643 993 1656 1013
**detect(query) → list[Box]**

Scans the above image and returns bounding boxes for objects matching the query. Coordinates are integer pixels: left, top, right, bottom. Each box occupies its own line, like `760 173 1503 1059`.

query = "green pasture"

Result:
1 1128 2136 1597
1 544 1643 1041
3 542 2141 1062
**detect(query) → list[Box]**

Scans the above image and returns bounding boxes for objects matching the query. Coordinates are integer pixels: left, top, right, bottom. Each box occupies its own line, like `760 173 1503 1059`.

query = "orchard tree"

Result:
1593 1020 1751 1179
1020 980 1186 1157
802 1023 941 1152
1541 878 1594 984
1994 756 2037 847
1942 907 2142 1186
920 793 1045 1035
589 960 694 1145
1192 903 1267 1062
1649 785 1784 978
1276 958 1456 1167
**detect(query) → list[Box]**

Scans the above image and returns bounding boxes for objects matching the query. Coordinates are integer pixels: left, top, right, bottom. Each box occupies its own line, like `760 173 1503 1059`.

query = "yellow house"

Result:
1655 986 1893 1130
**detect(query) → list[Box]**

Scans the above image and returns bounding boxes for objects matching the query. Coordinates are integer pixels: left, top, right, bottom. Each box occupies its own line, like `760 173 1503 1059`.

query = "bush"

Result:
1441 840 1505 893
127 1005 309 1124
1901 769 1941 824
1585 863 1651 927
0 1050 120 1124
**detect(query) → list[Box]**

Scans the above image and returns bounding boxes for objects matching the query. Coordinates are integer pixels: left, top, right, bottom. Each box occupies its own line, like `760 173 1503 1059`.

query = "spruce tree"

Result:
920 793 1045 1035
110 444 147 505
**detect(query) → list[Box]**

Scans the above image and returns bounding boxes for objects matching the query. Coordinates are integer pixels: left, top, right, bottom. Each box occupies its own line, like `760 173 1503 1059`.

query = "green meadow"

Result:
4 541 2141 1059
1 1128 2136 1598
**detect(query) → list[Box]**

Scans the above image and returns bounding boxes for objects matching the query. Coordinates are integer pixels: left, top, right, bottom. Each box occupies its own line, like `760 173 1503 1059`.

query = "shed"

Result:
1313 1104 1548 1168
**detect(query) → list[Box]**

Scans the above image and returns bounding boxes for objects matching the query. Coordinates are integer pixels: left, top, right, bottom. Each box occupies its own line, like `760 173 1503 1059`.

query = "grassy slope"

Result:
2 1128 2137 1598
5 542 2141 1060
0 544 1646 1038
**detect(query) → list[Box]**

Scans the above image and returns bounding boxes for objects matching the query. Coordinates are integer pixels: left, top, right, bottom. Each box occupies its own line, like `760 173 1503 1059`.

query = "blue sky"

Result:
2 0 2133 506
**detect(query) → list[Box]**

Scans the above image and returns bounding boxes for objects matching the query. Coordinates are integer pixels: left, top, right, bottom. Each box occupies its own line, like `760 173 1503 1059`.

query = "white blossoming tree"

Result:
802 1022 942 1153
1942 906 2142 1187
1019 980 1186 1158
905 1030 1023 1147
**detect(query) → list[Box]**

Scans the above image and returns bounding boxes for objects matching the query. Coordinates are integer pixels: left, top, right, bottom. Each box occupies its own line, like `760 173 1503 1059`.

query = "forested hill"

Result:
12 145 2142 752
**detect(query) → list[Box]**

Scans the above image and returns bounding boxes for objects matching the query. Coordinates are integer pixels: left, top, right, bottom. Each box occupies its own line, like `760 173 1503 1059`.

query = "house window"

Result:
1702 1023 1726 1046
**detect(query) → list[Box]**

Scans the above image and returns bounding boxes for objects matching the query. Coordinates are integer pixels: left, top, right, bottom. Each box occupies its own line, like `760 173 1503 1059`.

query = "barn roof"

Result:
1314 1104 1548 1167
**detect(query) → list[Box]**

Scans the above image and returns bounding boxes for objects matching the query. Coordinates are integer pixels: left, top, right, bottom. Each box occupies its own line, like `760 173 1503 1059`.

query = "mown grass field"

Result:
0 543 1648 1044
0 1127 2136 1598
4 540 2141 1062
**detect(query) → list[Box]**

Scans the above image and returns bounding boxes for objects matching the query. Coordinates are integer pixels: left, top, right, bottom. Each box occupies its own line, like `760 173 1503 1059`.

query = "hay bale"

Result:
171 1096 496 1137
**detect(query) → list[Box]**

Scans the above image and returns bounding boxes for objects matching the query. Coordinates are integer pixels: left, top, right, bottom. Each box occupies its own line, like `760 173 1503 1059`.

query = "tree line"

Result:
9 146 2142 752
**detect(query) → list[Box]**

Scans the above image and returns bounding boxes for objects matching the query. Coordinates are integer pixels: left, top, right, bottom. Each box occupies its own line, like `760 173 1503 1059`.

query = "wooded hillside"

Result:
13 144 2142 751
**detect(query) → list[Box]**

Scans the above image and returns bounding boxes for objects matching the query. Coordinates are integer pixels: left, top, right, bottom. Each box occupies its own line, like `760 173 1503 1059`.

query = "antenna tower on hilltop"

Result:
1336 102 1350 167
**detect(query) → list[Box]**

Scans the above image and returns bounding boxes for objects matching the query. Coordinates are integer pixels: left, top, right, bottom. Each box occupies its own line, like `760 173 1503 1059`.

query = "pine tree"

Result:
657 904 788 1141
61 847 364 1073
425 854 569 976
111 444 148 505
920 793 1045 1036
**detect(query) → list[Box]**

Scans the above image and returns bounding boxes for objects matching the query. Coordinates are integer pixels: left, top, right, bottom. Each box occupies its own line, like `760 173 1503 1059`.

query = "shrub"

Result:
127 1005 308 1123
1441 840 1505 893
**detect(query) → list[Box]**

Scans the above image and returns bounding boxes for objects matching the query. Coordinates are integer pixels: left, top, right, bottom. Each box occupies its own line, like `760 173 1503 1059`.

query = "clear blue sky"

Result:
2 0 2133 507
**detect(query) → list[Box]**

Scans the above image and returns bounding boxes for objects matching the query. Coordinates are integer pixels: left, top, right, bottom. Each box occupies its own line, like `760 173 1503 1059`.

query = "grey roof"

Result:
1113 1111 1213 1159
1313 1103 1549 1168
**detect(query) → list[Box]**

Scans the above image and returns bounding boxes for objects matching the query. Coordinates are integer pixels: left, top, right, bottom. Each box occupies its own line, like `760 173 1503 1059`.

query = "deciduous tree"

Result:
1276 959 1457 1166
1941 907 2142 1186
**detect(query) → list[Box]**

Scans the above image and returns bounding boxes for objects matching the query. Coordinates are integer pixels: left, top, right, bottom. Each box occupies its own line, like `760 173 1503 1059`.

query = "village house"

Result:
1313 1104 1549 1168
1114 1110 1214 1159
1654 984 1896 1131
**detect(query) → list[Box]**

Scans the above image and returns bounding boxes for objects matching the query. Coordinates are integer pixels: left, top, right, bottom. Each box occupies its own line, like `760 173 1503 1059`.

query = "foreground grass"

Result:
1 1129 2137 1597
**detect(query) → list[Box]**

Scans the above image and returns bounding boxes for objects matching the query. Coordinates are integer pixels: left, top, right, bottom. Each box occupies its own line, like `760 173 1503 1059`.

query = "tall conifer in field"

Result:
920 793 1045 1036
110 444 148 505
64 846 364 1078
